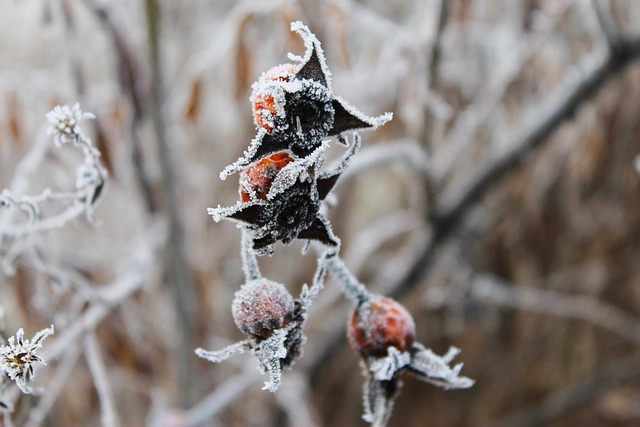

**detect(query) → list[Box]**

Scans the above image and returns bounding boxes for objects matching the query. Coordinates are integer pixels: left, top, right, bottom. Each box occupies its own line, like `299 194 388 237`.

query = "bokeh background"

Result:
2 0 640 426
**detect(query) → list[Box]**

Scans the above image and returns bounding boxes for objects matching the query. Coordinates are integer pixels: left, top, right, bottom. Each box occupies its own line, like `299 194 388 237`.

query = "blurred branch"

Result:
84 333 119 427
490 351 640 427
395 32 640 298
182 368 258 427
433 0 573 180
467 274 640 346
144 0 197 407
83 0 157 213
24 345 82 427
427 0 448 89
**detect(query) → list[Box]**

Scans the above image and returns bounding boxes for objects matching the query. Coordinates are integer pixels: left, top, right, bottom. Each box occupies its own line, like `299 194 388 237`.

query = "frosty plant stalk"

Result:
197 21 473 425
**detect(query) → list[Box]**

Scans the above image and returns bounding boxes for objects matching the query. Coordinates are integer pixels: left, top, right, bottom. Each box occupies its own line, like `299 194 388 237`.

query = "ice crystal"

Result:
46 103 95 147
0 325 54 394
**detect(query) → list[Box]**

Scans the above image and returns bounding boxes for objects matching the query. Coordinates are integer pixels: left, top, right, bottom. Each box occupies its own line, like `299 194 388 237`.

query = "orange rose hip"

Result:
240 152 294 202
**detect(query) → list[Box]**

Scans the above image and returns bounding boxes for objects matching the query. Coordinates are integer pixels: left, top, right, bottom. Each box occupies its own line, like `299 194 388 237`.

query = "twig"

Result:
427 0 449 89
84 333 119 427
145 0 197 406
23 345 82 427
183 368 258 427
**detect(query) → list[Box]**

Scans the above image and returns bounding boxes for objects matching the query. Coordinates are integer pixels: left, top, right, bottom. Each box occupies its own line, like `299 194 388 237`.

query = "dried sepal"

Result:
0 325 54 395
406 344 475 390
361 368 399 427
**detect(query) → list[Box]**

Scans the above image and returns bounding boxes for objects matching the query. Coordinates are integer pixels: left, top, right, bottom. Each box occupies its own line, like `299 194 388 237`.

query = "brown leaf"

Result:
185 78 202 124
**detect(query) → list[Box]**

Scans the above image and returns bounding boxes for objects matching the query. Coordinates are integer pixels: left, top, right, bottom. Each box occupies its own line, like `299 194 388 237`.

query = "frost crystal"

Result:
0 326 54 394
46 103 95 147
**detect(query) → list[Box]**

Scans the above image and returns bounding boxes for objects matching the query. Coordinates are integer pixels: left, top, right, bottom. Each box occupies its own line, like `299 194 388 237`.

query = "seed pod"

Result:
232 279 295 340
348 295 416 358
239 152 294 202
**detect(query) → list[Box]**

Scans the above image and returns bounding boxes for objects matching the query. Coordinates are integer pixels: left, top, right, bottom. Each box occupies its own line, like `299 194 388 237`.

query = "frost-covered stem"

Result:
0 132 48 232
327 256 370 304
184 368 258 427
241 229 261 281
84 333 118 427
24 345 82 427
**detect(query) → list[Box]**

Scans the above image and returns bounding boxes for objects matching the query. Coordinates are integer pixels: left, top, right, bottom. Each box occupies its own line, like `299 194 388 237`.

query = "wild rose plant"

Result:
197 21 473 426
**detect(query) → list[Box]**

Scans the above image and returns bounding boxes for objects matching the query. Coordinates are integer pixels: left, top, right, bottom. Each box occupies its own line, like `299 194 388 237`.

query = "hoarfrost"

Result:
0 325 54 395
266 140 328 200
407 344 475 390
289 21 333 90
368 347 411 382
332 95 393 132
252 327 289 392
195 340 252 364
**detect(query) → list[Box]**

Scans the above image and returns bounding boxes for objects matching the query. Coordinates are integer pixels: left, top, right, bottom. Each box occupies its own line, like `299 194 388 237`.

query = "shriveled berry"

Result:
348 295 416 358
239 152 294 202
232 279 295 340
251 63 299 133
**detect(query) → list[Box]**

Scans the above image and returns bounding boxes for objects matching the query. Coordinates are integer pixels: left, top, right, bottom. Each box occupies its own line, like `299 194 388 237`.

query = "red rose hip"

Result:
348 295 416 357
232 279 295 340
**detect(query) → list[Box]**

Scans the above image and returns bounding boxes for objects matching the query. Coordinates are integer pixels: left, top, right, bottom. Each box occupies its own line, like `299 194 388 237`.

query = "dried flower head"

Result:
0 325 54 394
232 279 296 340
46 103 95 147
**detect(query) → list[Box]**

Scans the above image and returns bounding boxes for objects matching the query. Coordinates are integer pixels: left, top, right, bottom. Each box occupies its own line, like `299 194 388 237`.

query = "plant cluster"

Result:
197 21 473 426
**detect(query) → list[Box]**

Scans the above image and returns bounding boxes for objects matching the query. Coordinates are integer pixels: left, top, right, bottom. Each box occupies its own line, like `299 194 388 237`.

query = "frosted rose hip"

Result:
232 279 295 340
251 63 299 133
239 152 294 202
348 295 416 357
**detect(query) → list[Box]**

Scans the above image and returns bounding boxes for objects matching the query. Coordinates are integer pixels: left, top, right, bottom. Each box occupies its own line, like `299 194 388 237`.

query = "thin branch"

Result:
470 274 640 346
183 368 258 427
84 333 119 427
145 0 197 406
24 345 82 427
427 0 449 88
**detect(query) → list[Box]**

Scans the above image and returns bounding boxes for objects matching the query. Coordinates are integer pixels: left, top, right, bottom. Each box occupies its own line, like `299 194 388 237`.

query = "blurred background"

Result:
2 0 640 426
